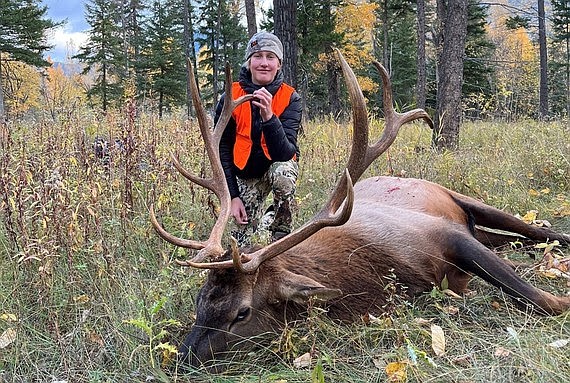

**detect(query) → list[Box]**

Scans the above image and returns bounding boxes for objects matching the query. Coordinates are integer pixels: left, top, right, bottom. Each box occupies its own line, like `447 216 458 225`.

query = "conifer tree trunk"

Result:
434 0 468 150
183 0 197 117
0 53 5 123
245 0 257 37
538 0 549 118
274 0 298 87
416 0 427 109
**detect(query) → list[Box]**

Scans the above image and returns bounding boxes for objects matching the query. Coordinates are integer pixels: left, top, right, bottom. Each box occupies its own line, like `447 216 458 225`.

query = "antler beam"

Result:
150 60 253 263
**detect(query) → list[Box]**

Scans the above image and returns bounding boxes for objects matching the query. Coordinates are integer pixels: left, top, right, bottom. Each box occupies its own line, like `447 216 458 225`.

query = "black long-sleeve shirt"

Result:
215 66 302 199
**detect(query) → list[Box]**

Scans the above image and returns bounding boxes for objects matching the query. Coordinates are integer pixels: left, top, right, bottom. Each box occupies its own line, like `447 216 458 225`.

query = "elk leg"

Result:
451 237 570 315
452 195 570 245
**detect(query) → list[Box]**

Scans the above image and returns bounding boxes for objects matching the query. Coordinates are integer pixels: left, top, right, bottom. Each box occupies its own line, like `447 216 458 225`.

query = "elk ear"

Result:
277 270 342 304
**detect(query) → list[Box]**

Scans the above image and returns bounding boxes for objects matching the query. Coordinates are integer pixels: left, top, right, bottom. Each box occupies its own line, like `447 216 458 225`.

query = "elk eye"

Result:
235 307 251 323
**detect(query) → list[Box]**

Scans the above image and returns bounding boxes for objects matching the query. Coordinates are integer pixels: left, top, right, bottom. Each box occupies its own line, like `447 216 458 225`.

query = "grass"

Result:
0 110 569 382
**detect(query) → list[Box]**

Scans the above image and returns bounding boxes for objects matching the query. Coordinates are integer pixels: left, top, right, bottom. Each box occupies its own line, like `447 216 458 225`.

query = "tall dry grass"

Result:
0 109 568 382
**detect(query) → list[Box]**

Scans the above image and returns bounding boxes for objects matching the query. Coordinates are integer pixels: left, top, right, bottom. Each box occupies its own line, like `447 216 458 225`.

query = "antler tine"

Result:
150 60 253 263
214 62 255 143
366 61 434 163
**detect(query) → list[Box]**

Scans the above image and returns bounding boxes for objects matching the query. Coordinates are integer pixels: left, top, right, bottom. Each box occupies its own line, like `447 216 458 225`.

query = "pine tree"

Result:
373 0 418 110
121 0 147 98
74 0 126 111
0 0 58 120
195 0 247 109
296 0 343 117
141 0 187 117
463 0 495 119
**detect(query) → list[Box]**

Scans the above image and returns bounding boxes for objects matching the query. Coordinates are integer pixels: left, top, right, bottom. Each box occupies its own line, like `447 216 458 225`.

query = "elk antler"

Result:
327 49 434 213
174 49 433 273
150 60 254 263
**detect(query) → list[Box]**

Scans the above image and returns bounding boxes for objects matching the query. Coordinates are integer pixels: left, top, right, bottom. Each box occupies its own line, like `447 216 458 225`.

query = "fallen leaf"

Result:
494 346 510 358
547 339 569 348
451 355 472 367
443 305 459 315
0 327 16 349
537 253 570 279
385 361 407 382
442 289 462 299
0 313 17 322
431 324 446 356
414 317 432 326
521 210 538 222
293 352 312 368
87 331 104 346
73 294 90 304
491 301 502 311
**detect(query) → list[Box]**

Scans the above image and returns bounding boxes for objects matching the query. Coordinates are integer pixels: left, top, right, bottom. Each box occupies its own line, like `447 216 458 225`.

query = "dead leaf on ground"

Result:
451 355 472 367
293 352 312 368
547 339 569 348
414 317 432 326
0 313 17 322
431 324 446 356
537 252 570 279
0 327 16 349
385 361 407 383
442 289 462 299
443 305 459 315
494 346 511 358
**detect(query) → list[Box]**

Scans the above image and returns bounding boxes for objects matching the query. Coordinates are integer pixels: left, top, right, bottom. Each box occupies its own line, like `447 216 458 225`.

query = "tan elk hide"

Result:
150 50 570 371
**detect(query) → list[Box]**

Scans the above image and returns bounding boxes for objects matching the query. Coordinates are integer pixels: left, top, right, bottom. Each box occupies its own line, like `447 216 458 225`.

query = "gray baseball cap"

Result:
245 31 283 62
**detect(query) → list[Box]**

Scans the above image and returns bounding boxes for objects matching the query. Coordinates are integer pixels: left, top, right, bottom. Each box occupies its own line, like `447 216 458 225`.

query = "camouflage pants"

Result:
233 159 299 246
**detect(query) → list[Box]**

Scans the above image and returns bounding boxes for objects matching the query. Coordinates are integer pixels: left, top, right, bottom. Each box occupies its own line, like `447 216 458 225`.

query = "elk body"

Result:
151 51 570 370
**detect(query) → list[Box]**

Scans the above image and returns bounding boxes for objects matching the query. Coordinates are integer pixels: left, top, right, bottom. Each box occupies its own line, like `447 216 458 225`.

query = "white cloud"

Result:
45 25 88 62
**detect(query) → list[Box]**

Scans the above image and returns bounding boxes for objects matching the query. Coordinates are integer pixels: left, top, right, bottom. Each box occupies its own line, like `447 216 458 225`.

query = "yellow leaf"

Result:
521 210 538 223
0 328 16 349
73 294 90 304
385 361 407 382
528 189 540 197
159 343 179 367
0 313 18 322
431 324 446 356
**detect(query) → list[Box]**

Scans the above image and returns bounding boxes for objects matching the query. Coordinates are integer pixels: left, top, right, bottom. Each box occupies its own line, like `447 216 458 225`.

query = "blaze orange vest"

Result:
231 82 295 170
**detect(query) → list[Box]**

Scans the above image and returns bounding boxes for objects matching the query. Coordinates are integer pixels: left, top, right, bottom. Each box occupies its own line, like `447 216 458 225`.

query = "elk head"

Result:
150 50 433 369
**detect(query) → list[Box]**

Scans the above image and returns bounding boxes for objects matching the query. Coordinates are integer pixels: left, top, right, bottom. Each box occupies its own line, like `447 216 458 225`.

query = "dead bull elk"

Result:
150 50 570 369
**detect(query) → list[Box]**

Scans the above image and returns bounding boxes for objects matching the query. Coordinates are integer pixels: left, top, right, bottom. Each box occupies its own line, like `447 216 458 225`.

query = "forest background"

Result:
1 0 570 131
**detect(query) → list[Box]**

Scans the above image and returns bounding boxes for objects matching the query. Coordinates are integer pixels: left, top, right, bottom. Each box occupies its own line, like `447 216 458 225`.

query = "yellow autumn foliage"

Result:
43 63 87 116
3 60 42 117
331 0 379 94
